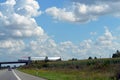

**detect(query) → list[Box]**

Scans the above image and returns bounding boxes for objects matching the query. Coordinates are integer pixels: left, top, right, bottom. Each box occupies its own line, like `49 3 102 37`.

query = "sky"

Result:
0 0 120 61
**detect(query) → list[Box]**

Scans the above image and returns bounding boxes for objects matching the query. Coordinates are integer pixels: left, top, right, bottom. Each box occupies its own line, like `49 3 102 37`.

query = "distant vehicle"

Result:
8 67 12 71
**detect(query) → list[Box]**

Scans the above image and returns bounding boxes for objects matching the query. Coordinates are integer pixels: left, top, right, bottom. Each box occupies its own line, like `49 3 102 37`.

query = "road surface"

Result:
0 69 46 80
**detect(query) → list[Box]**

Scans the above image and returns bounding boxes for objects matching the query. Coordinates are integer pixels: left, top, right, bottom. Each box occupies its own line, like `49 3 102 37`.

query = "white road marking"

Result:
12 70 22 80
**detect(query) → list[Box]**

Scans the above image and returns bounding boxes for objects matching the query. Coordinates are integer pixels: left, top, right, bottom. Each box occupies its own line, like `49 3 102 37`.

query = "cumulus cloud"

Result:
27 28 120 60
46 0 120 23
78 28 119 58
46 7 75 22
15 0 41 17
0 0 44 39
96 27 116 46
0 0 120 61
0 39 25 51
0 0 47 60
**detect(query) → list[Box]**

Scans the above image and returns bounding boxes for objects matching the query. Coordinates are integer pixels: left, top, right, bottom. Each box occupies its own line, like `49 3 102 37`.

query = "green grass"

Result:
19 68 114 80
18 58 120 80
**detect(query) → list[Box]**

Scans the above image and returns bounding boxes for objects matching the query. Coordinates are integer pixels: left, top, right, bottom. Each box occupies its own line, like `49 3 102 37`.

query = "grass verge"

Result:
19 68 114 80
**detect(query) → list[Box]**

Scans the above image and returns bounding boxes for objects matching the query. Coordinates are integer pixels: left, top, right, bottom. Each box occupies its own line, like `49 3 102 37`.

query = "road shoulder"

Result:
14 69 46 80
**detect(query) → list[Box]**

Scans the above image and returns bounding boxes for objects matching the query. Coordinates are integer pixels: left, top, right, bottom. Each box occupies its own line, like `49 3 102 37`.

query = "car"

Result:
8 68 12 71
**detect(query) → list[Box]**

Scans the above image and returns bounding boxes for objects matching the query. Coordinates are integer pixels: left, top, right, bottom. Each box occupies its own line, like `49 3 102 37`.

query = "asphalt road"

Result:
0 69 46 80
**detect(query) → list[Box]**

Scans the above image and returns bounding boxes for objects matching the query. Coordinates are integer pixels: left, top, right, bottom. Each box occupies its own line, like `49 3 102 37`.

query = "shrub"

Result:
88 56 92 60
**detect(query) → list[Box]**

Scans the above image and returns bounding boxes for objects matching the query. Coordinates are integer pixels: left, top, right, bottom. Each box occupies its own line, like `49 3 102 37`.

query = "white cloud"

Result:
0 0 47 60
0 0 120 61
90 32 97 35
0 12 3 17
46 7 75 22
46 1 120 23
5 0 16 6
0 0 44 39
0 39 25 52
15 0 41 17
80 39 92 49
96 27 115 46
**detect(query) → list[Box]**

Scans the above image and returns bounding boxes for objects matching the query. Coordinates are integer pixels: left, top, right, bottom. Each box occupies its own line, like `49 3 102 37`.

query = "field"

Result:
18 58 120 80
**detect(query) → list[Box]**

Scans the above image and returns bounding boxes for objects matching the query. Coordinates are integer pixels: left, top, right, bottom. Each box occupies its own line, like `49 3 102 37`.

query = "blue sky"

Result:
0 0 120 61
36 0 120 42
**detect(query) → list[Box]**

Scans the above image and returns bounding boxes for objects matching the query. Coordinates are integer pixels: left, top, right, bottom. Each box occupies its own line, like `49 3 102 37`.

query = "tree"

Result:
45 56 49 62
94 57 97 59
112 50 120 58
72 58 77 61
88 56 92 60
117 50 120 54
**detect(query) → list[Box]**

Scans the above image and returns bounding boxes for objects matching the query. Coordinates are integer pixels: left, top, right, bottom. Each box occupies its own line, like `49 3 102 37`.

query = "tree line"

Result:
112 50 120 58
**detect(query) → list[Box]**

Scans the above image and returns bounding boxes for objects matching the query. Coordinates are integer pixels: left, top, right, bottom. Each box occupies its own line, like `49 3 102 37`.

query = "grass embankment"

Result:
18 58 120 80
19 68 113 80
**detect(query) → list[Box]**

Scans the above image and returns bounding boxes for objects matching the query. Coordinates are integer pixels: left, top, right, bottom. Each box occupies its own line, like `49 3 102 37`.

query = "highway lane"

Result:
0 69 18 80
0 69 46 80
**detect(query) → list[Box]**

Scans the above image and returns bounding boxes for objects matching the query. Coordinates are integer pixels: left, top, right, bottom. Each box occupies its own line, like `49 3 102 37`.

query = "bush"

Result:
88 57 92 60
112 50 120 58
